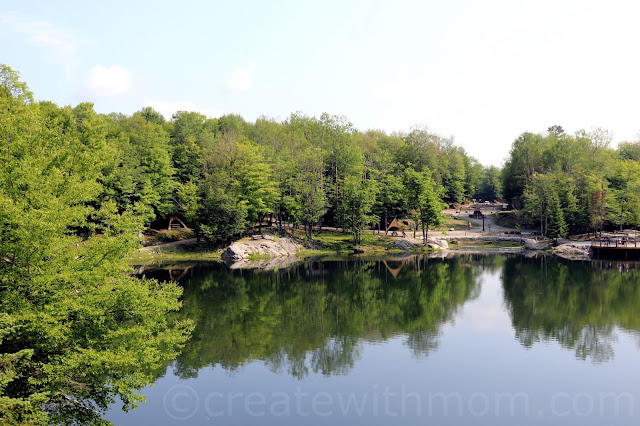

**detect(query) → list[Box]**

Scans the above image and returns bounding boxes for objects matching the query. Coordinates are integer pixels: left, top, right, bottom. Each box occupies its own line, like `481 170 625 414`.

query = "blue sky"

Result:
2 0 639 166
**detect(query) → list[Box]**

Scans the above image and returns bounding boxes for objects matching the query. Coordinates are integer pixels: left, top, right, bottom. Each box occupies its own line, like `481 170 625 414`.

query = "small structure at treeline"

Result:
168 215 190 231
385 217 407 237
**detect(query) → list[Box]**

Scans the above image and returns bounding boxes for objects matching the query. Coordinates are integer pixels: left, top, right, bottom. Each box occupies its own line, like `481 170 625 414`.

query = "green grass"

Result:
248 252 271 261
130 245 222 264
293 229 400 256
131 226 529 266
454 240 523 248
143 229 194 245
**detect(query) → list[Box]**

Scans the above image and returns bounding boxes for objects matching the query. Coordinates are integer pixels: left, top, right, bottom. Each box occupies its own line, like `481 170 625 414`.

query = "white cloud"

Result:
225 64 256 92
144 100 224 120
84 65 132 97
0 13 87 72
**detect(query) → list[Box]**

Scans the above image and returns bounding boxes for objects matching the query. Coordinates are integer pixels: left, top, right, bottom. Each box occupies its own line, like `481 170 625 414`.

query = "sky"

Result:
2 0 639 166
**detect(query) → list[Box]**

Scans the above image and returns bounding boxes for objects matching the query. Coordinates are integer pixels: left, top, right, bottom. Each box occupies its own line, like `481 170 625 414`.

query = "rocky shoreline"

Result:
220 233 594 266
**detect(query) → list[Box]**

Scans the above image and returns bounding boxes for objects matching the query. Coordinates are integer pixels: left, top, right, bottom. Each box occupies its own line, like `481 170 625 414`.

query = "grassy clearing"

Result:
454 240 523 248
131 226 527 266
131 245 222 264
143 229 194 245
293 229 401 256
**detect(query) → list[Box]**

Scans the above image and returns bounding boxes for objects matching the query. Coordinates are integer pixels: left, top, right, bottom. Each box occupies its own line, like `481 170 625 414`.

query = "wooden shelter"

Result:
385 217 407 237
168 215 190 231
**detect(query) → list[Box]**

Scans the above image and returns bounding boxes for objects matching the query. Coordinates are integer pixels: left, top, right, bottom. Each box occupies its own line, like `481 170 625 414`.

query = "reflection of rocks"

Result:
524 238 551 250
522 249 541 258
427 250 449 259
554 243 592 261
223 236 302 260
225 255 302 270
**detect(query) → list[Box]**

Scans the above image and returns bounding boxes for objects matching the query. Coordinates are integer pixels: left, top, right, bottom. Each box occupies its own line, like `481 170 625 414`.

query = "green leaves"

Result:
0 71 191 424
339 175 378 244
402 168 447 244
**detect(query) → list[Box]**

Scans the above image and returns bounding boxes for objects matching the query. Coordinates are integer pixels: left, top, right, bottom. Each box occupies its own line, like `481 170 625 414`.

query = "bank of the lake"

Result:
134 232 503 263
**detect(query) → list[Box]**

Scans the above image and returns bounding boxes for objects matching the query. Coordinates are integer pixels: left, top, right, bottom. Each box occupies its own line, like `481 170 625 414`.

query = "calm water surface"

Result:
106 254 640 425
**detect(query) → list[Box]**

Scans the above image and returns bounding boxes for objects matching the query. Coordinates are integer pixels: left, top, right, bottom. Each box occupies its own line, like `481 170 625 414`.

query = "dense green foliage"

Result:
2 66 499 247
6 63 640 247
502 126 640 235
156 114 490 244
0 65 192 424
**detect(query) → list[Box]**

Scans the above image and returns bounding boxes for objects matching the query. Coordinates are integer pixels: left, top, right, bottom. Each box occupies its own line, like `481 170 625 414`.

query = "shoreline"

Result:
131 224 606 267
131 232 564 268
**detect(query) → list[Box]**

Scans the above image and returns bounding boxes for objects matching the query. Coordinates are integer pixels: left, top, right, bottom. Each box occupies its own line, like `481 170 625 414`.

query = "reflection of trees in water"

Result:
310 336 361 376
162 255 485 379
502 257 640 363
406 330 440 358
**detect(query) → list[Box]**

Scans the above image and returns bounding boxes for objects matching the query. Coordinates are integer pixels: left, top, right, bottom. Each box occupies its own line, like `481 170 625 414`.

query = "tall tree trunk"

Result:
544 214 548 237
540 211 544 237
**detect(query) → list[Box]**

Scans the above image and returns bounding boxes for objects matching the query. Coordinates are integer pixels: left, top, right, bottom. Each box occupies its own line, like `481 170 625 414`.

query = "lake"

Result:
106 254 640 425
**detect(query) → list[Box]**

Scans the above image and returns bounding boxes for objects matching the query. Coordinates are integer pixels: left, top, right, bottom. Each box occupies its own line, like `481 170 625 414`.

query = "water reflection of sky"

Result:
107 257 640 425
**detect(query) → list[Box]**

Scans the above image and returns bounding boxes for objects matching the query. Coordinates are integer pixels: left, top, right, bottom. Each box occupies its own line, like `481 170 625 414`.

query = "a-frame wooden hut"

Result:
168 215 190 231
385 217 407 237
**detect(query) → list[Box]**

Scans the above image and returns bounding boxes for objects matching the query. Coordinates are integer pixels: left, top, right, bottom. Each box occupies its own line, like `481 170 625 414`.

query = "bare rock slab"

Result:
223 237 302 260
553 243 592 261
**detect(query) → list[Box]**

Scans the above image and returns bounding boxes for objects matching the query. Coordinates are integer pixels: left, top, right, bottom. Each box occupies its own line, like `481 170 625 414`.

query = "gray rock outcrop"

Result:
223 237 301 260
427 237 449 250
395 240 414 251
553 243 592 261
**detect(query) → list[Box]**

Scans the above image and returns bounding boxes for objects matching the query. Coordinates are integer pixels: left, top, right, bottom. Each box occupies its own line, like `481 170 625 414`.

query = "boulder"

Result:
223 237 301 260
395 240 414 251
427 237 449 250
553 243 592 261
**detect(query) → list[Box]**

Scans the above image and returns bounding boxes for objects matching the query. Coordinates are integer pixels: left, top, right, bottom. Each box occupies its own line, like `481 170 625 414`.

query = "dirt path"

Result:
440 208 537 236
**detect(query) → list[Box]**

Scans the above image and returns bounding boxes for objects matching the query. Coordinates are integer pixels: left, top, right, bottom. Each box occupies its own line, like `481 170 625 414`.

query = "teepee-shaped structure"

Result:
168 215 190 231
385 217 407 237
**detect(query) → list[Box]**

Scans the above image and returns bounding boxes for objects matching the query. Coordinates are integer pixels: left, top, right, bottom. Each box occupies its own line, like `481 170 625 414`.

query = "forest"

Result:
4 65 639 249
502 126 640 238
0 65 494 249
